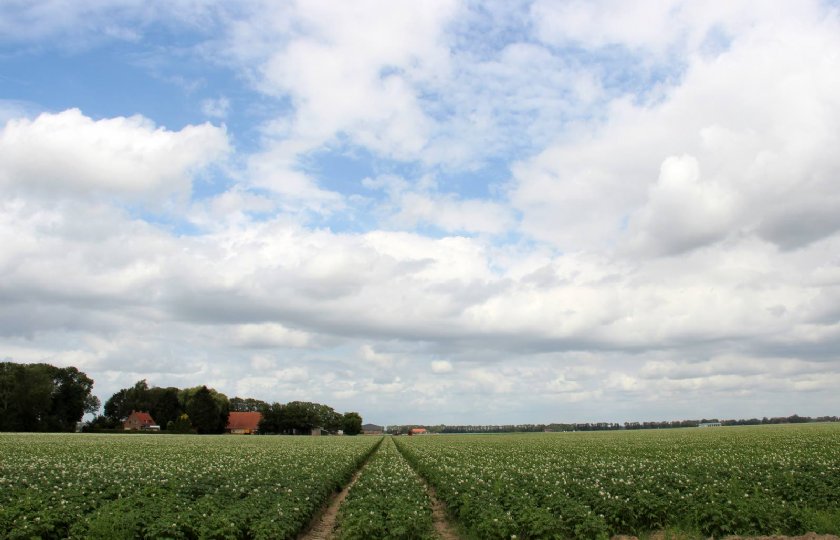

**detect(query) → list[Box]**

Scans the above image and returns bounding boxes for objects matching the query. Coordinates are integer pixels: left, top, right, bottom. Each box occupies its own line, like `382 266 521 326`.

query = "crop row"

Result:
336 436 434 539
394 424 840 539
0 433 381 539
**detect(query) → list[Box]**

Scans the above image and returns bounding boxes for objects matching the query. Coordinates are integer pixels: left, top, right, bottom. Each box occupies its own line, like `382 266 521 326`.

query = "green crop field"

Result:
336 436 434 539
0 433 380 539
394 423 840 539
1 424 839 539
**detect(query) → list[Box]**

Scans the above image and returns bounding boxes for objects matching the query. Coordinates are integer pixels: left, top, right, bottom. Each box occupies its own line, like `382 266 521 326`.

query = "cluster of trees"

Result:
89 379 363 435
89 380 231 434
0 362 100 432
388 414 840 435
259 401 362 435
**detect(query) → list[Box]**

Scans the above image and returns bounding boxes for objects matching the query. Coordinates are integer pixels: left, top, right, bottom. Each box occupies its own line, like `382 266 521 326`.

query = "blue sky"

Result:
1 0 840 425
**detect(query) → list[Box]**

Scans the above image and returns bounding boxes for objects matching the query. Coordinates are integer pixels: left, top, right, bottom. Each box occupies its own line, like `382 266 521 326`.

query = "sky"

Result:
1 1 839 426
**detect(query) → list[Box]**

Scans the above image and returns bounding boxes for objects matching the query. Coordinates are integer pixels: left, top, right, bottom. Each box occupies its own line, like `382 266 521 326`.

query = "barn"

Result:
226 412 262 434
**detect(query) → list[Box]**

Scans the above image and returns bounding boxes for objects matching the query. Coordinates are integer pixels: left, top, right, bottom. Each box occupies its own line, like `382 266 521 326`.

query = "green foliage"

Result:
185 385 228 434
342 412 363 435
259 400 345 434
394 424 840 539
336 437 434 539
0 433 380 539
166 413 195 434
229 396 269 412
0 362 98 432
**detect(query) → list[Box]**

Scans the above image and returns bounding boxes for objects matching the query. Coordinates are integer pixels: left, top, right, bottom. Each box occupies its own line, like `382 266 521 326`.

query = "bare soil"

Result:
298 468 365 540
425 481 461 540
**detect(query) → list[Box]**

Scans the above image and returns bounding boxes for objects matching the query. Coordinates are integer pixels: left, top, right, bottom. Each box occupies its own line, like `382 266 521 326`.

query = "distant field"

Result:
0 433 379 539
394 423 840 539
1 425 839 539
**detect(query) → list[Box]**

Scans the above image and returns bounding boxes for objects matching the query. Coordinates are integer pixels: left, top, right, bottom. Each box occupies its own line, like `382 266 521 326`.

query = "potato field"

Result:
0 433 379 539
395 424 840 539
1 424 839 539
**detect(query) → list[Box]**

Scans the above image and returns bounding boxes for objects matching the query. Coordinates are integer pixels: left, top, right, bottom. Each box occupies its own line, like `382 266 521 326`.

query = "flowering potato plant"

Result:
394 424 840 539
336 437 434 539
0 433 380 539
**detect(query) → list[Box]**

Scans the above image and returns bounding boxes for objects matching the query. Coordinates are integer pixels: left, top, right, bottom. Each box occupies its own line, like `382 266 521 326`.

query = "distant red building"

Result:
123 411 159 431
226 412 262 434
409 427 427 435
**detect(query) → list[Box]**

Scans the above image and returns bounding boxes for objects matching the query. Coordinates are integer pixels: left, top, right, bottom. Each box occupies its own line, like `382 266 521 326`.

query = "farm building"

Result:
226 411 262 434
123 411 159 431
362 423 384 435
409 427 427 435
698 422 722 427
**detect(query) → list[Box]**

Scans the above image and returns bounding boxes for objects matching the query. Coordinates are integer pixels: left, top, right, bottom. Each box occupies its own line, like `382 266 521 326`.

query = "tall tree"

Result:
185 386 227 434
342 412 363 435
0 362 99 432
148 387 182 428
258 402 287 434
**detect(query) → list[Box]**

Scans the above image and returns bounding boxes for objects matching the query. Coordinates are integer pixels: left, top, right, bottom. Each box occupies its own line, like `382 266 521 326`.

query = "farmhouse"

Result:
123 410 159 431
409 427 427 435
362 423 384 435
226 411 262 434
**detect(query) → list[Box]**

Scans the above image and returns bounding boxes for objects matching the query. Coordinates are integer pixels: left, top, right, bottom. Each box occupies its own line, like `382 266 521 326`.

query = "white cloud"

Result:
365 174 516 235
222 0 457 160
430 360 453 374
512 1 840 253
625 154 737 255
235 323 312 348
359 344 394 369
201 96 230 119
0 109 229 204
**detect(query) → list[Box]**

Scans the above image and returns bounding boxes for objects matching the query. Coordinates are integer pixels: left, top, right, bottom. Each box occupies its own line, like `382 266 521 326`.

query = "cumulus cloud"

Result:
222 0 457 159
512 1 840 253
625 154 737 255
364 174 515 235
0 109 229 204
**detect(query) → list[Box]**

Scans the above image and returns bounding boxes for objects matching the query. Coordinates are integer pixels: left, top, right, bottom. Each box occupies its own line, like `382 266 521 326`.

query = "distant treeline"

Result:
387 414 840 435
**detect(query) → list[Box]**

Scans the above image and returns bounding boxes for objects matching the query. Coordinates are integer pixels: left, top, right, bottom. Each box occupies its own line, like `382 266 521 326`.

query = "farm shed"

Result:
409 427 427 435
123 411 159 431
698 422 722 427
362 423 384 435
226 412 262 434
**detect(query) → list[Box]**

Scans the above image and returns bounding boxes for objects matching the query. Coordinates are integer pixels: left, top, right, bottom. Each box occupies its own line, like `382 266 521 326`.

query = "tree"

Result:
47 366 98 431
258 402 287 434
166 414 194 434
104 380 152 422
342 412 363 435
185 386 227 434
0 362 99 432
148 387 182 428
230 396 269 412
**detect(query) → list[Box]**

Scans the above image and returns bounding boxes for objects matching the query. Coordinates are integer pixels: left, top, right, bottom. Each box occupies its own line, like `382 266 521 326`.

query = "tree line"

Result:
387 414 840 434
0 362 100 432
88 379 363 435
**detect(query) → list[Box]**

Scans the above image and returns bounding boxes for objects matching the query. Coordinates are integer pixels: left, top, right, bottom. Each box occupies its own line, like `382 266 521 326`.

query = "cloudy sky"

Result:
2 1 839 425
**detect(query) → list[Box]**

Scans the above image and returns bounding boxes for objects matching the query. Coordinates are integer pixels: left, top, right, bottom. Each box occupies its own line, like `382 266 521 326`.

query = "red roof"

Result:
126 411 156 425
226 411 262 431
410 427 427 434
